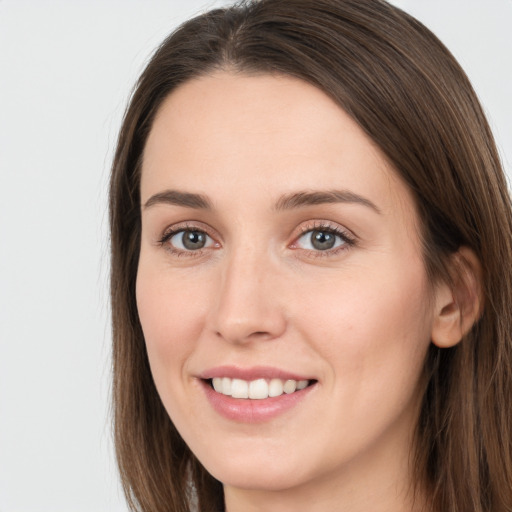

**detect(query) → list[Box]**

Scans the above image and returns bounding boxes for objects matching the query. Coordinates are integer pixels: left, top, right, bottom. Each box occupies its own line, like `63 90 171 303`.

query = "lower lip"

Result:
200 380 316 423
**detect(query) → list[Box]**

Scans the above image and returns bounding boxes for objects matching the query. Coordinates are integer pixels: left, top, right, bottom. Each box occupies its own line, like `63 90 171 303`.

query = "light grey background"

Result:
0 1 510 511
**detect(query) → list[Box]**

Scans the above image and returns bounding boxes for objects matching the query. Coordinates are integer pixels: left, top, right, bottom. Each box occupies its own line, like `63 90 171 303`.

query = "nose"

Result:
209 247 287 345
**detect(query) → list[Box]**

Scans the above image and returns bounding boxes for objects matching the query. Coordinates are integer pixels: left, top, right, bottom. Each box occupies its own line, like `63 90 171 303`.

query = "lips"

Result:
199 365 314 382
198 366 317 422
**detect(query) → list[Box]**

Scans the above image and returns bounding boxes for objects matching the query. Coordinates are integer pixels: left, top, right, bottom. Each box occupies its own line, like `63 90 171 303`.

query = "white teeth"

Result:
248 379 268 399
212 377 223 392
231 378 249 398
210 377 311 399
283 379 297 394
222 377 232 395
268 378 284 397
297 380 308 390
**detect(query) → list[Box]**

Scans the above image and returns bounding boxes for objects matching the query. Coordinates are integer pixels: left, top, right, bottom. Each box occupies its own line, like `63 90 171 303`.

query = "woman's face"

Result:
137 72 438 501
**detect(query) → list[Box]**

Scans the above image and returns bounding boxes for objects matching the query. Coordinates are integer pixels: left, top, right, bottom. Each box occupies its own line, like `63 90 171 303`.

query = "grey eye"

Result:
170 230 213 251
296 229 346 251
311 230 336 250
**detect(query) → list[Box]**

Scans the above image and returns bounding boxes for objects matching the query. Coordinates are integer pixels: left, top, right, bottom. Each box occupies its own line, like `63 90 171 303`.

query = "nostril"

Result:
214 329 274 343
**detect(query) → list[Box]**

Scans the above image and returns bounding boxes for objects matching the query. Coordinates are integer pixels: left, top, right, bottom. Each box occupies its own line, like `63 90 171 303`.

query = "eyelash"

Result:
157 221 356 258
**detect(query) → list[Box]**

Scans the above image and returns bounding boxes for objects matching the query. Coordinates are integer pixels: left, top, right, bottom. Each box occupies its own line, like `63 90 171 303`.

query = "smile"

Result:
198 366 318 422
211 377 310 399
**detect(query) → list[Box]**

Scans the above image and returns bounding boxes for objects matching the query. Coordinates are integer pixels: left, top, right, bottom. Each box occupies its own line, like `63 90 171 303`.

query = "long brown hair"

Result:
109 1 512 510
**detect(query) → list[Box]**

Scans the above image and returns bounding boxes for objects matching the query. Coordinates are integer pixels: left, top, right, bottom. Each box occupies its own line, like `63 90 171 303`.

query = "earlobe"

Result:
431 247 484 348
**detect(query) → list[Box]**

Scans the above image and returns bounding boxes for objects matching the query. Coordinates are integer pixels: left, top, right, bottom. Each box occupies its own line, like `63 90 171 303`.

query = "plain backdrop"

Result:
0 1 511 511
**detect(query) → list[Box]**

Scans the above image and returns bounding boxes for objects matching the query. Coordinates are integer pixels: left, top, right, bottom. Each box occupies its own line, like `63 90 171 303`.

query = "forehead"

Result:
141 71 415 220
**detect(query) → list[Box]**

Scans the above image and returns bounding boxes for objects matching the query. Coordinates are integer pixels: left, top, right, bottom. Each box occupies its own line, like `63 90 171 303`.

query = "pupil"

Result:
182 231 206 250
311 230 336 250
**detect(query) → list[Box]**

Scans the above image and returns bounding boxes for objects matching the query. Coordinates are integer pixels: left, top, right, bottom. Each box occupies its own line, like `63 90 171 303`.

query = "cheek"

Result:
135 264 209 379
298 259 433 396
289 262 434 468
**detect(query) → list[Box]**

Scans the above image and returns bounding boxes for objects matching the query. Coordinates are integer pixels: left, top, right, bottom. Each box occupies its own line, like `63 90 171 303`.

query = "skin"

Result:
136 72 455 512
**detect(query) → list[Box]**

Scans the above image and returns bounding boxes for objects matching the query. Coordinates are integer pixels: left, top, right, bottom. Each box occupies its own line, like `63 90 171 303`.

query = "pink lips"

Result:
199 365 312 382
198 366 317 423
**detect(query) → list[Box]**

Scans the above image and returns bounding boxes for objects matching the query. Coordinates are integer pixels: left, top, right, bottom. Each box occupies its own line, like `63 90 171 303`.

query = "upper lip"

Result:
198 365 314 382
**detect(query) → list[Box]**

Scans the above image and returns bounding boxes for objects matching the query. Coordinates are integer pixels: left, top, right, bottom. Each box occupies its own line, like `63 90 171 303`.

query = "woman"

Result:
109 0 512 510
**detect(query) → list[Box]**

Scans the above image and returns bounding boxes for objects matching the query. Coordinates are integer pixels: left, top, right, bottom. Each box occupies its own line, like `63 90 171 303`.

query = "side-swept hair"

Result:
109 1 512 510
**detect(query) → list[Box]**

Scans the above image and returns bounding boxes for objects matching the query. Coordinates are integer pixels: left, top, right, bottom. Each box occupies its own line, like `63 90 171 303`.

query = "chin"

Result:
210 465 307 492
198 448 312 491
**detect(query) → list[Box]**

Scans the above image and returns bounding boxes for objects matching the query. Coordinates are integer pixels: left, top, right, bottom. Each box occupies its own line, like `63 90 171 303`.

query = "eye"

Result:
166 229 215 251
294 226 353 252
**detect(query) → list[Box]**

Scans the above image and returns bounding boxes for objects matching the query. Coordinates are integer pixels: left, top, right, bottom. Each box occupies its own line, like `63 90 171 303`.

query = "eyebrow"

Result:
274 190 381 213
143 190 212 210
143 188 380 214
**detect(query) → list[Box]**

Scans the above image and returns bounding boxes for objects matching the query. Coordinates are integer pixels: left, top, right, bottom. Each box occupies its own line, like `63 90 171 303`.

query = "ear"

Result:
431 247 484 348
